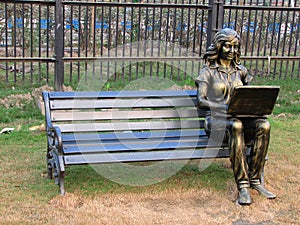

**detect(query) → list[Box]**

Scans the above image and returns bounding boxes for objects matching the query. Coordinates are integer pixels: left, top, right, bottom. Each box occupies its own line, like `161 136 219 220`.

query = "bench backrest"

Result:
43 90 206 135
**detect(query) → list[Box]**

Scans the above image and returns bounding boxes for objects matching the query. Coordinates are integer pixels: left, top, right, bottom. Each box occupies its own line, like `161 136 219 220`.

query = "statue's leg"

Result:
248 119 276 199
228 118 251 205
228 118 249 188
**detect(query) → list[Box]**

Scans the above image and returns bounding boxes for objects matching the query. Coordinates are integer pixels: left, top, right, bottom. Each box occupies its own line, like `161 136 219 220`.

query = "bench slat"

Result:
51 109 206 122
63 137 208 148
64 149 230 165
50 98 197 109
63 137 213 153
62 130 207 142
49 90 197 99
56 120 205 133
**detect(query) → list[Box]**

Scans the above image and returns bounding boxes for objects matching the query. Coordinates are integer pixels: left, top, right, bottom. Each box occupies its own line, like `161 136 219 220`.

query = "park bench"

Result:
42 90 258 195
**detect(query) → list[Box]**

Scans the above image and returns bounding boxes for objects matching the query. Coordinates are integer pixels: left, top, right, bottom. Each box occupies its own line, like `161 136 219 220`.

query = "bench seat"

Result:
62 131 230 165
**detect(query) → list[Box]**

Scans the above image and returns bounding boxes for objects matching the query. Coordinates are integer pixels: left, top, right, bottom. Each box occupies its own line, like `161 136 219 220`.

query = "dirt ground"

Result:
1 154 298 225
44 157 299 225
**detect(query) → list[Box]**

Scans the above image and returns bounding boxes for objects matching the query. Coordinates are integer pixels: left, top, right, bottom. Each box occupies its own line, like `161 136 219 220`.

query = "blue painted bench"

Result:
42 90 258 195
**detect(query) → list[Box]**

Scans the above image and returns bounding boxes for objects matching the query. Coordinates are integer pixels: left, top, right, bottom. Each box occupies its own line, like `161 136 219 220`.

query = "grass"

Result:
0 76 299 224
253 77 300 115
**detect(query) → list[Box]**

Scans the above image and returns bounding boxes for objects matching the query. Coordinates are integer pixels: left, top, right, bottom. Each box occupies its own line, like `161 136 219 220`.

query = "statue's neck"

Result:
219 58 232 69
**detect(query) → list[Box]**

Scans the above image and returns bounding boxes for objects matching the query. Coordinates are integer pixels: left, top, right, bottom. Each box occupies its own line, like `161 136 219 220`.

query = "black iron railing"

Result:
0 0 299 90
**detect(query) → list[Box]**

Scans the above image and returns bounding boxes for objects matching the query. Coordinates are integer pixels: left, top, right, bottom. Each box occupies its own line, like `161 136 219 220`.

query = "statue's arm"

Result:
196 79 227 110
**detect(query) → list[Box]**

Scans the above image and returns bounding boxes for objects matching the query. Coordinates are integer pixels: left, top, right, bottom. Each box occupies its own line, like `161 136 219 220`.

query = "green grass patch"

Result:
0 100 43 123
252 77 300 115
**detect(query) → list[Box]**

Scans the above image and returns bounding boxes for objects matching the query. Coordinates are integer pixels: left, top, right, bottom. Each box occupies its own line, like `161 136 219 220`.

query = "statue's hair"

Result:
204 28 241 65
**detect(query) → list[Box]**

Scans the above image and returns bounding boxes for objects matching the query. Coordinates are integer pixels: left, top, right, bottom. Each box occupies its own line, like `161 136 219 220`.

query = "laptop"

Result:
227 85 280 117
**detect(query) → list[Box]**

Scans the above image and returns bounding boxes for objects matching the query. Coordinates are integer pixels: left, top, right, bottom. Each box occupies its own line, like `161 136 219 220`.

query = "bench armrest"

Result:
47 126 63 154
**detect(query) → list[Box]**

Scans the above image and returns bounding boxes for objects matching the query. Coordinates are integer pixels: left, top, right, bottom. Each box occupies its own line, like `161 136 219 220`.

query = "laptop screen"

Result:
227 85 280 117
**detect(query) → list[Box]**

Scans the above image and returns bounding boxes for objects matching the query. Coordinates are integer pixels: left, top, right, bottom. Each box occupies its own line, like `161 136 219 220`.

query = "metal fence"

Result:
0 0 299 90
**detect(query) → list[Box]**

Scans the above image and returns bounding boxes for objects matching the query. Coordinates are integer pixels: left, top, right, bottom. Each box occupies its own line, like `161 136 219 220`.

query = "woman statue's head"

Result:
204 28 241 65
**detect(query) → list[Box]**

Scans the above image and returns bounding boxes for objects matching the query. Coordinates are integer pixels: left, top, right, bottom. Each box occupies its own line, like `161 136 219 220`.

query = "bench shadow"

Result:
63 159 233 195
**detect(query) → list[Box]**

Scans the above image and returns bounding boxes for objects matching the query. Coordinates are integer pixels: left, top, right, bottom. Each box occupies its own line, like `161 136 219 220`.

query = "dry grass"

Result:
0 117 299 225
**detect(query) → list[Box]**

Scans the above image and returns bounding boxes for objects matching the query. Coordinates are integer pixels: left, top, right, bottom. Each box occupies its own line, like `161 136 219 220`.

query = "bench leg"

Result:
59 171 65 196
47 150 54 179
260 167 265 187
48 149 66 195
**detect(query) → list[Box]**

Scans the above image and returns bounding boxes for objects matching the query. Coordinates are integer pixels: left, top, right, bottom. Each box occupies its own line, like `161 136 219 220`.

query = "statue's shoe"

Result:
238 187 252 205
251 184 276 199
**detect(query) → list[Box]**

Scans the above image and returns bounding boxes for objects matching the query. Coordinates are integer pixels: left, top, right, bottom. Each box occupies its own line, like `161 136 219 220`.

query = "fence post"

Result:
207 0 224 47
55 0 64 91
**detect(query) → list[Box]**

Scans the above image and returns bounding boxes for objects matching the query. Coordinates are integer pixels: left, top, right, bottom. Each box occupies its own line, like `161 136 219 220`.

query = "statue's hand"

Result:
211 104 228 118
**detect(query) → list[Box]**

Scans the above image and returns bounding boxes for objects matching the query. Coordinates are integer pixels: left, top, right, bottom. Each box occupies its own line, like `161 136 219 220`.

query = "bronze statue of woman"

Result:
195 28 276 205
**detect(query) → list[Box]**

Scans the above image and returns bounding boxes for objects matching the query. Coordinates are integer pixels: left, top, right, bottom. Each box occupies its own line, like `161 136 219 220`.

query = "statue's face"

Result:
220 37 239 61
